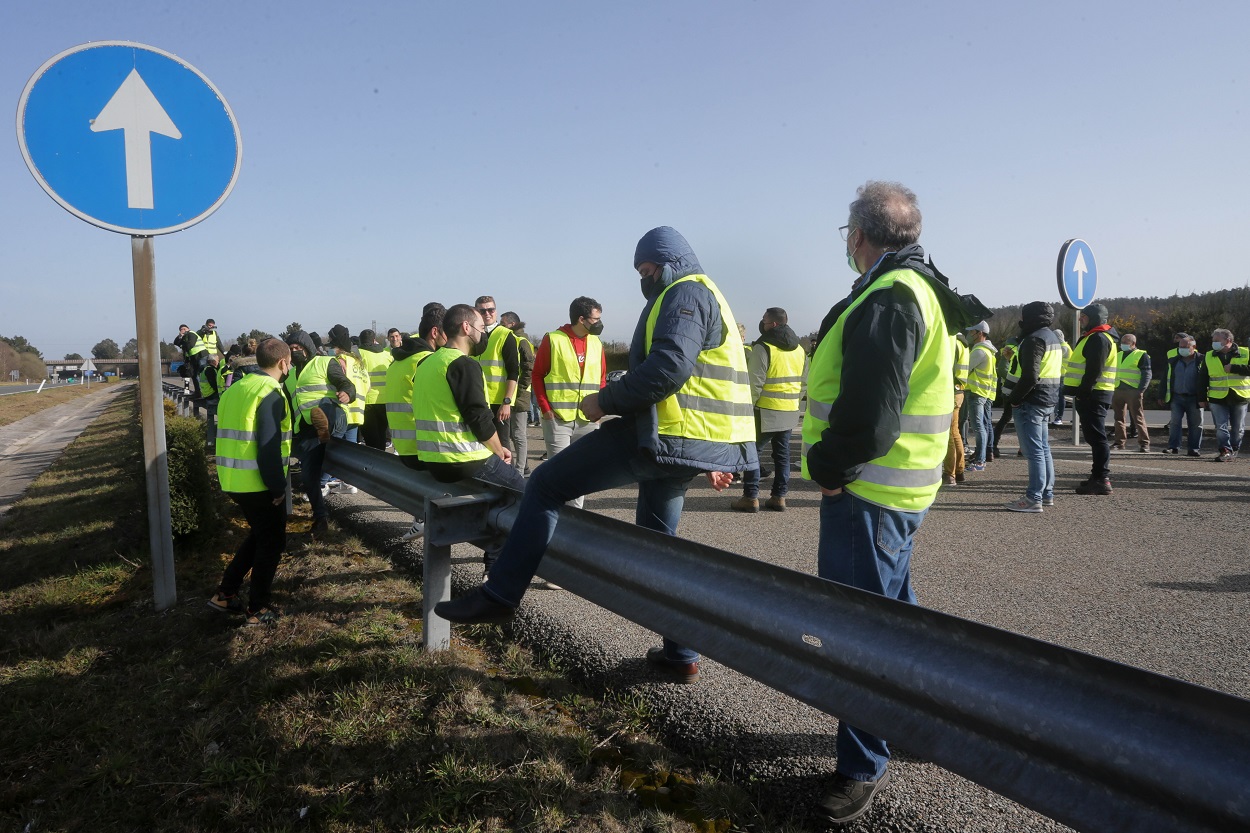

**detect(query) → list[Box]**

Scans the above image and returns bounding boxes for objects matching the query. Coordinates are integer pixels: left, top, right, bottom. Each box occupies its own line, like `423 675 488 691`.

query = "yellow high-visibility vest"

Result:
215 373 292 493
544 330 604 422
413 347 494 464
756 343 806 411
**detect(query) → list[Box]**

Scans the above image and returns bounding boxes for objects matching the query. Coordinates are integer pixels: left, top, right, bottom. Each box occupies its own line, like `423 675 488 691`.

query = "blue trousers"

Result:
1169 394 1202 452
483 417 705 664
294 403 346 522
818 490 925 781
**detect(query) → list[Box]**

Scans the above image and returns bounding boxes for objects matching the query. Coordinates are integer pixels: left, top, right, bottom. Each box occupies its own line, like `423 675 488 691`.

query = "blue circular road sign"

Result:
1056 238 1098 310
16 42 242 236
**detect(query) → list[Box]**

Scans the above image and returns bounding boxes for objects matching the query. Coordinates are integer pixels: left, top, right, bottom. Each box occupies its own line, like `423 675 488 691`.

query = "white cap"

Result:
965 320 990 334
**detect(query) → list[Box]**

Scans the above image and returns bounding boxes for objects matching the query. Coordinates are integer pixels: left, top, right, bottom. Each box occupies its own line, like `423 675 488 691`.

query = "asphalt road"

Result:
321 421 1249 831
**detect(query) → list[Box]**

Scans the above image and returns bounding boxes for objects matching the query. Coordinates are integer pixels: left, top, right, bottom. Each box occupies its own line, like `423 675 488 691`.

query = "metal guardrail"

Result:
314 440 1250 833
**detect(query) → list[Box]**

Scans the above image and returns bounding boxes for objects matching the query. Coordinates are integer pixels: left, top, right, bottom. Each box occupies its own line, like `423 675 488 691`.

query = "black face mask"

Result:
758 321 769 335
586 321 605 337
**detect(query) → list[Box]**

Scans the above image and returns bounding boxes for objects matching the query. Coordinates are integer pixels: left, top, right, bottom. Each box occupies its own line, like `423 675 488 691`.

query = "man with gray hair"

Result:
1200 328 1249 461
804 181 983 824
1112 333 1151 452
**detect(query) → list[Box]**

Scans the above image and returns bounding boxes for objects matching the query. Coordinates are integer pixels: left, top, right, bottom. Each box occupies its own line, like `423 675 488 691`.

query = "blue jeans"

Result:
1169 395 1202 452
483 417 704 664
818 491 925 781
1013 402 1055 504
743 429 791 499
1053 395 1066 423
1209 398 1248 452
966 394 992 463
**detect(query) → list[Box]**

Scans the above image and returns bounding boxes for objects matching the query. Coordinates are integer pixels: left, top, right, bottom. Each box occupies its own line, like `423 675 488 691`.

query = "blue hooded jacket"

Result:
597 227 757 472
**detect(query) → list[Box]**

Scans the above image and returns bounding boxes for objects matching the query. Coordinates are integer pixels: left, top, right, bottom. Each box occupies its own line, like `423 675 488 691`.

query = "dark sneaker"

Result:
759 467 773 480
434 588 514 624
245 606 282 626
645 646 699 684
816 770 891 825
765 496 787 511
1187 449 1202 457
1217 448 1233 462
310 517 329 540
942 475 956 486
1162 448 1178 454
1075 478 1112 495
954 472 966 484
730 496 759 513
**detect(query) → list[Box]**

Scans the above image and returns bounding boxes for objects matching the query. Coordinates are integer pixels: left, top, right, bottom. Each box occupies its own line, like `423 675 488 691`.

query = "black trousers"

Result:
361 403 389 450
219 491 287 611
1075 394 1111 480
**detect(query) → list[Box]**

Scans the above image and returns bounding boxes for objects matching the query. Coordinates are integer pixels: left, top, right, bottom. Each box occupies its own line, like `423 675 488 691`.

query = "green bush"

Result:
165 414 215 537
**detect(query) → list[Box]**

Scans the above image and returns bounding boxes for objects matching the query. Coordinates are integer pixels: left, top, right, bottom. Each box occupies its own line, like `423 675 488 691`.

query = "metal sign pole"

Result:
1074 308 1081 447
131 235 177 611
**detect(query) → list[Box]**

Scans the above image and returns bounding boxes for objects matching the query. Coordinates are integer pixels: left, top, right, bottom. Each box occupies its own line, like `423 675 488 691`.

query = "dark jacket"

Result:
806 246 979 491
597 227 755 472
174 330 198 356
1008 305 1061 408
392 335 433 362
287 330 356 436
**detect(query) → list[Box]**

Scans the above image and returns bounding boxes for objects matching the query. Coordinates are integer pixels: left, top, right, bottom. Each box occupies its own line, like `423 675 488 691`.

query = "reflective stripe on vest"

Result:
201 330 220 355
215 373 292 493
1063 332 1117 391
965 342 996 398
1117 349 1146 388
412 347 493 464
545 330 604 422
1205 347 1250 400
186 337 207 357
953 338 969 388
476 326 514 404
337 353 368 425
288 355 335 428
358 348 393 405
757 343 806 411
643 275 755 444
382 350 432 455
1002 353 1021 397
801 268 954 512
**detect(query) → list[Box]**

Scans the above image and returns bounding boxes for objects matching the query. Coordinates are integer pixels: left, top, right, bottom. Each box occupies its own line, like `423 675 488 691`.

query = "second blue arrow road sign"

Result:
1056 238 1098 310
16 41 242 236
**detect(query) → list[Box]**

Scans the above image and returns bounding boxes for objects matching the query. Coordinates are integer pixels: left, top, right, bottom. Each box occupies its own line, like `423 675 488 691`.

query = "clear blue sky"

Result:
3 1 1248 360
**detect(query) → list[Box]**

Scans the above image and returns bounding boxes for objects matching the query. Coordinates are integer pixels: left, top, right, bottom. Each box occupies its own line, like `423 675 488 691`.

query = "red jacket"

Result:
532 324 607 416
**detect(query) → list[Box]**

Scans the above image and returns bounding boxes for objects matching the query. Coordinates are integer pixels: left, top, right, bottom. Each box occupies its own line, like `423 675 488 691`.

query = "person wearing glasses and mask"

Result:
436 227 755 685
473 295 522 457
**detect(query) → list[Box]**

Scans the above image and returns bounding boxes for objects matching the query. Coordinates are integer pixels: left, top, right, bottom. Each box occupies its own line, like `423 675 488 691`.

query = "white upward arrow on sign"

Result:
90 68 182 210
1072 249 1089 299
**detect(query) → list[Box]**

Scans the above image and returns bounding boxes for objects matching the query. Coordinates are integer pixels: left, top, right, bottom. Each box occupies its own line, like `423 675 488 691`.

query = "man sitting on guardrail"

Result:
435 226 756 685
804 181 984 825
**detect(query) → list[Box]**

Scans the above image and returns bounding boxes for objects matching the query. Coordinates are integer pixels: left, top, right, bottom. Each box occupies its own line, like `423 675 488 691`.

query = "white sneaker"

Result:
531 577 562 590
320 484 331 498
400 521 425 542
346 485 358 494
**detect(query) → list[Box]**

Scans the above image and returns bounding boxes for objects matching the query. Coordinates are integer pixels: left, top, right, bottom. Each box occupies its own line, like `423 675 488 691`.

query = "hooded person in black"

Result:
284 329 352 535
731 307 809 512
1003 302 1064 511
1064 302 1116 493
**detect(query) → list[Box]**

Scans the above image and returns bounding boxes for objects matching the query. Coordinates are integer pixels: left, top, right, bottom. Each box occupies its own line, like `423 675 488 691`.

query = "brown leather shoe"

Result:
765 496 787 511
309 406 331 443
645 646 699 683
730 496 759 513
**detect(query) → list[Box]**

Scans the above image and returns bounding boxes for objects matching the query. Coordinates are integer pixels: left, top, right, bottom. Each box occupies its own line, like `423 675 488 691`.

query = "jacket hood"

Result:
392 335 433 361
635 226 703 299
1019 301 1055 334
1083 303 1109 326
284 330 318 369
758 323 800 351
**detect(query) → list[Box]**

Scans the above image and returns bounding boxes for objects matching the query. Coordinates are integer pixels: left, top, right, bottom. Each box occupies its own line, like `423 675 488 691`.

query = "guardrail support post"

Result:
422 496 451 652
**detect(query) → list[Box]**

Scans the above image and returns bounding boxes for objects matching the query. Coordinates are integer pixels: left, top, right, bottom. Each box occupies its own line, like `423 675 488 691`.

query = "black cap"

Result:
327 324 352 352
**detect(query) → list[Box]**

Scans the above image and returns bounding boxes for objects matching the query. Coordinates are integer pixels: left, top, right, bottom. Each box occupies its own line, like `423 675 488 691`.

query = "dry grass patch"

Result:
0 392 780 832
0 381 108 427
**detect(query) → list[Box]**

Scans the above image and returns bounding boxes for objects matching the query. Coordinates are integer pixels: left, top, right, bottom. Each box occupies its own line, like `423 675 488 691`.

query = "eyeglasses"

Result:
838 225 851 242
477 307 495 314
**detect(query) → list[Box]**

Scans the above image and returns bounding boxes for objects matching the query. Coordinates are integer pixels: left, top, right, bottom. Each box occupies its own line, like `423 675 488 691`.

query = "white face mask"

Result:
1212 342 1224 352
1179 347 1193 357
1120 343 1132 351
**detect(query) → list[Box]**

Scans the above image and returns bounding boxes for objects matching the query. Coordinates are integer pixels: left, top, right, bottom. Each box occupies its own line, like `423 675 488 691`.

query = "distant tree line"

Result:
0 334 48 381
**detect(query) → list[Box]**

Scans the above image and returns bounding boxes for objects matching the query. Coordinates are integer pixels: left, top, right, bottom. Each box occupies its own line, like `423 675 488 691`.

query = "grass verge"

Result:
0 381 113 427
0 389 780 832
